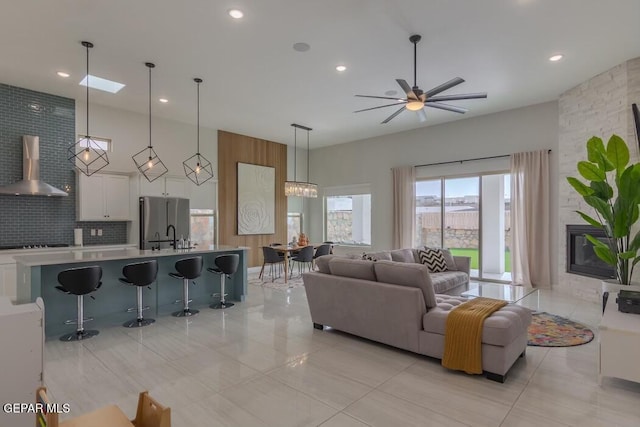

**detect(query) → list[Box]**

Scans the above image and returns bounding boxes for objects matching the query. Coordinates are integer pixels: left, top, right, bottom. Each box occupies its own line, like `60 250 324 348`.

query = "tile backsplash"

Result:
0 83 127 246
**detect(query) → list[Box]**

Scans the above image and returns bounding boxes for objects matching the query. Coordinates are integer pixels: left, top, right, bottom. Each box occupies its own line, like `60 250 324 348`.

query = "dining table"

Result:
269 243 321 283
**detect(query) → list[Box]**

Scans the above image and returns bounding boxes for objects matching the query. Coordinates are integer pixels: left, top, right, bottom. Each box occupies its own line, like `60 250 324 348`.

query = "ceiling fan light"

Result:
406 100 424 111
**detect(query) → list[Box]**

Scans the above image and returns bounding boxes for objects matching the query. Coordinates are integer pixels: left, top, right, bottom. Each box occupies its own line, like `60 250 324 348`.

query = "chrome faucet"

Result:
166 224 177 249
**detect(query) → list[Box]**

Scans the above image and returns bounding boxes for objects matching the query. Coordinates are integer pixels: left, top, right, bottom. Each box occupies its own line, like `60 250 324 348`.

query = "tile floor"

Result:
44 278 640 427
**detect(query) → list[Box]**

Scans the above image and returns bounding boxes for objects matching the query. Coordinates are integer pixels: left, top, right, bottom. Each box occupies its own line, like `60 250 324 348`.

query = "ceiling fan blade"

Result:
396 79 417 99
416 108 427 122
426 92 488 102
381 106 406 124
354 102 406 113
424 102 468 114
355 95 406 101
424 77 465 98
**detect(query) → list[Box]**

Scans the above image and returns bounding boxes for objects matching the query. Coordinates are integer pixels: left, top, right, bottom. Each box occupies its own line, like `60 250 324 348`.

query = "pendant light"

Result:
132 62 168 182
183 78 214 185
284 123 318 198
68 41 109 176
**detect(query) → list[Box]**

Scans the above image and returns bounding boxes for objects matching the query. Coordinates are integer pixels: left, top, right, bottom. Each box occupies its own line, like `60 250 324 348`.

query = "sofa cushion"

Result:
430 271 469 294
439 249 458 271
374 260 437 308
423 295 531 346
315 255 338 274
418 248 448 273
329 258 377 281
390 248 416 263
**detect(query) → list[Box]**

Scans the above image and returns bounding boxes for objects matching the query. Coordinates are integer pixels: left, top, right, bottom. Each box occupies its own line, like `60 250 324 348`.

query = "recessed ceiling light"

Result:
293 42 311 52
79 74 125 93
159 98 169 103
57 71 70 78
384 90 398 96
228 9 244 19
549 54 564 62
335 65 347 72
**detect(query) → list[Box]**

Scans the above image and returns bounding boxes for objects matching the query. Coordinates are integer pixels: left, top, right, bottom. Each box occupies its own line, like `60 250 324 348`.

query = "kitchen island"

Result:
14 245 249 337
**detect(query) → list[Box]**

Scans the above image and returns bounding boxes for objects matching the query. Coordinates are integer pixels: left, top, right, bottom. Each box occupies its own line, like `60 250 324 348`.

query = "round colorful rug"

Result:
527 312 594 347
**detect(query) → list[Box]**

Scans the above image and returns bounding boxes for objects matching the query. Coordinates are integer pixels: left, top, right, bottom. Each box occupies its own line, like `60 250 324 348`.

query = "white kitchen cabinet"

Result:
0 263 17 301
139 175 191 198
77 173 131 221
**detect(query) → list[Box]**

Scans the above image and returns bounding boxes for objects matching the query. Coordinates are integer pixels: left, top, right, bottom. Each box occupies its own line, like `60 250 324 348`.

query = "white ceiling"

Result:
1 0 639 148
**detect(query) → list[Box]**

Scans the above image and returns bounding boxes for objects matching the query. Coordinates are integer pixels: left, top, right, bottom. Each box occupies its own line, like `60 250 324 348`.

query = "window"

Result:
287 213 303 243
325 194 371 245
77 135 112 152
190 209 216 248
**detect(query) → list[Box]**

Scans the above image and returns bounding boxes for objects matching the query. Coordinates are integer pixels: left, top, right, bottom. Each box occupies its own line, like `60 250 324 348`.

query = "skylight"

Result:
79 74 125 93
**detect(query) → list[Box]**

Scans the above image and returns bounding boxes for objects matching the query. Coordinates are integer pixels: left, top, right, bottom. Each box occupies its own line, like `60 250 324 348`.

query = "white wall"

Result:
76 101 217 175
308 101 559 284
77 101 219 245
558 57 640 301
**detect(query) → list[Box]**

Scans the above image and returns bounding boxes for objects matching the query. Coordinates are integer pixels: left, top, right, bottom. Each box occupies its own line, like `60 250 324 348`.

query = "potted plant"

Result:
567 134 640 288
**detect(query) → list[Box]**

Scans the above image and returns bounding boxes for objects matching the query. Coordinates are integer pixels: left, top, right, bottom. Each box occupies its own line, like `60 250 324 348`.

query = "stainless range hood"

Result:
0 136 68 197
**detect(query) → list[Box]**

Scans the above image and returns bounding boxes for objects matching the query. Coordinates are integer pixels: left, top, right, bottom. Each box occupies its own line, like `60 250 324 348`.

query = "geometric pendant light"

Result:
284 123 318 198
183 78 214 185
132 62 168 182
68 41 110 176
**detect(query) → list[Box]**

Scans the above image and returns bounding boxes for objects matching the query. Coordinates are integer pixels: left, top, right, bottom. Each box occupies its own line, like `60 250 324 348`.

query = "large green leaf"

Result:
607 134 630 176
619 251 637 260
630 230 640 252
587 137 615 171
566 177 594 197
594 246 618 265
575 211 603 229
613 198 632 238
584 195 614 225
585 234 610 249
587 136 605 162
590 181 613 200
577 161 605 181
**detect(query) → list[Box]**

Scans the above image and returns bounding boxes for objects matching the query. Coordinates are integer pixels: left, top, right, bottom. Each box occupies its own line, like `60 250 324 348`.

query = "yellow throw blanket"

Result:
442 297 507 374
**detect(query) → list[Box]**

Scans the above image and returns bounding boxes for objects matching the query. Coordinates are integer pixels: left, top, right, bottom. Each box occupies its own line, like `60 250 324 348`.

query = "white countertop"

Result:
13 245 248 267
0 244 138 264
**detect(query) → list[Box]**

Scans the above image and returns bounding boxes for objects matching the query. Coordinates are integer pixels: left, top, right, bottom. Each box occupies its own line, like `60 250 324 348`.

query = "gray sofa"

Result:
303 254 532 382
344 248 471 294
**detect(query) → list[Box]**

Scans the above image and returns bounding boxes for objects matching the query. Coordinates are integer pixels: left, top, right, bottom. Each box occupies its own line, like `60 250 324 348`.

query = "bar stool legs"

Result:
124 286 155 327
211 273 234 309
60 295 99 341
173 278 199 317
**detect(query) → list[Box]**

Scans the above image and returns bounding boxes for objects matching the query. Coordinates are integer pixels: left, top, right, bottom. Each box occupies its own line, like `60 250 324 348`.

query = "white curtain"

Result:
392 165 416 249
510 150 551 288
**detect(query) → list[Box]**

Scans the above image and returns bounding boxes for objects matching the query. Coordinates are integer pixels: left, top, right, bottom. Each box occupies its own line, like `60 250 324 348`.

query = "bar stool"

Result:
207 254 239 309
55 265 102 342
169 256 203 317
119 260 158 328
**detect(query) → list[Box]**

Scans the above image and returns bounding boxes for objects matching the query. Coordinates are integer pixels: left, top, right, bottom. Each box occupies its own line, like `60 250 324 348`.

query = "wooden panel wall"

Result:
218 130 288 267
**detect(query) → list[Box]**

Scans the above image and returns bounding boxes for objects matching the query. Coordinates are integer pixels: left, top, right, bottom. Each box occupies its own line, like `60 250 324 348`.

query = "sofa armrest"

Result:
453 256 471 276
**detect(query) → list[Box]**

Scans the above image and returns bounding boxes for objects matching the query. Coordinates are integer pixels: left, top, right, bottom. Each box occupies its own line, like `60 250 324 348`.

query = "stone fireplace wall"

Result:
558 57 640 300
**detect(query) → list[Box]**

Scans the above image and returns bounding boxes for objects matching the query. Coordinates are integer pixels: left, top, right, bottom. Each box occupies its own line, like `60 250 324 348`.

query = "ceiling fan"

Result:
354 34 488 124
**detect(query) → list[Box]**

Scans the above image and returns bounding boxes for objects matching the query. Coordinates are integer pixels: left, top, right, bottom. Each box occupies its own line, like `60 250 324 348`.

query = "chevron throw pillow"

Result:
418 248 448 273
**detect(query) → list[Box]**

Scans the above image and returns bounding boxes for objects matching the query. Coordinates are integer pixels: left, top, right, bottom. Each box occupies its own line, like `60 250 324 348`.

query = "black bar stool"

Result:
207 254 239 309
119 260 158 328
55 265 102 342
169 256 203 317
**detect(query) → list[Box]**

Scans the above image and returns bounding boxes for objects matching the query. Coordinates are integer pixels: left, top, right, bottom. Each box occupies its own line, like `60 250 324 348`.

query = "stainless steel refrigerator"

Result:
139 196 190 249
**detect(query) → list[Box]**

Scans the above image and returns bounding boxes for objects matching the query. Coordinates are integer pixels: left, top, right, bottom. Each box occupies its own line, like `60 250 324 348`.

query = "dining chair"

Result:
260 246 285 282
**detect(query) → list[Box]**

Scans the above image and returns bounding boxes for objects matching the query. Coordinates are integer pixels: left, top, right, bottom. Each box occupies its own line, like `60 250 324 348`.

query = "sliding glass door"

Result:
415 172 511 282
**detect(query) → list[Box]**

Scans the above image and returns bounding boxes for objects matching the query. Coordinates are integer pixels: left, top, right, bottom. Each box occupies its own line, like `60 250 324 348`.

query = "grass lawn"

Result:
449 248 511 272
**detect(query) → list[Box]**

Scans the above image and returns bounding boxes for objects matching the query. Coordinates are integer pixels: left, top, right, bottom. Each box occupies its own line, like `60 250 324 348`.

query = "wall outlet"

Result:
91 229 96 236
97 229 102 236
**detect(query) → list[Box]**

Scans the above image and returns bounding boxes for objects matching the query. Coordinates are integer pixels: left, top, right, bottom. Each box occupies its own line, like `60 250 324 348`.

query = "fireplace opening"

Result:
566 225 615 280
